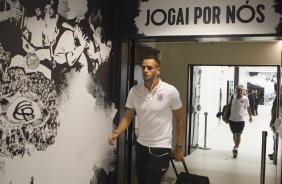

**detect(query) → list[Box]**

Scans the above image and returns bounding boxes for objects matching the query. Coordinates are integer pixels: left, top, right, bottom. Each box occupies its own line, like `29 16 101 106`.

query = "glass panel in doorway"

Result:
187 65 202 154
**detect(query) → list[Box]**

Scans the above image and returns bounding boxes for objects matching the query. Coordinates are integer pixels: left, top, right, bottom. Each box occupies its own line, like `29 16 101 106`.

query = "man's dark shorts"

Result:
229 120 245 133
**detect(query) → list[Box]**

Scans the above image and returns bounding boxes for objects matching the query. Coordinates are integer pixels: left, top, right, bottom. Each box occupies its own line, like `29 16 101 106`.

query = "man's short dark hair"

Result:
143 55 160 67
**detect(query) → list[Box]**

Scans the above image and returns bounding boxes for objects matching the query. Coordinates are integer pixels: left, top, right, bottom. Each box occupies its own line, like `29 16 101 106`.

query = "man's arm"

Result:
108 108 135 145
172 107 185 162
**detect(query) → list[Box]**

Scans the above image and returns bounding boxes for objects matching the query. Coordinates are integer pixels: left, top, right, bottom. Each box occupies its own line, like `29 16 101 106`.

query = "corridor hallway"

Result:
165 104 278 184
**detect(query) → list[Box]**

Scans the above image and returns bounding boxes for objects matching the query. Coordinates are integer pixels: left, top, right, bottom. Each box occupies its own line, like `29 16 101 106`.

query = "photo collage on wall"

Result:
0 0 116 183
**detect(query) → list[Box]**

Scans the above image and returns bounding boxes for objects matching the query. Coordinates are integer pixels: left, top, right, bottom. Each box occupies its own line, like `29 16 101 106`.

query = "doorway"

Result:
187 65 279 155
120 40 282 184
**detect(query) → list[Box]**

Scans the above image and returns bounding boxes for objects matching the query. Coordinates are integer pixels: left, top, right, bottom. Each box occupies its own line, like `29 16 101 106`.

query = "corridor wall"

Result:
0 0 119 183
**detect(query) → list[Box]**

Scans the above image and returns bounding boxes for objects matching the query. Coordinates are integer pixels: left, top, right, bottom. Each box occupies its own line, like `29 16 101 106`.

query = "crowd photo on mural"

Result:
0 0 114 182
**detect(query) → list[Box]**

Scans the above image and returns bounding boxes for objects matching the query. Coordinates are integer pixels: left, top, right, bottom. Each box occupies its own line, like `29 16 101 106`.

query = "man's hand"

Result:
108 130 119 145
222 115 229 123
172 147 184 162
9 8 21 20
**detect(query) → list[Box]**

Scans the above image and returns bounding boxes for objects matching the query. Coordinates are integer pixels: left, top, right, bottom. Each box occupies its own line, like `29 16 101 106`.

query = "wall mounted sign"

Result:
134 0 282 36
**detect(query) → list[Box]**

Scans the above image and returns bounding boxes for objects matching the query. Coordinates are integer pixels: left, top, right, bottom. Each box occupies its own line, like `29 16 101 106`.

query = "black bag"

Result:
170 158 210 184
222 104 231 123
222 95 234 123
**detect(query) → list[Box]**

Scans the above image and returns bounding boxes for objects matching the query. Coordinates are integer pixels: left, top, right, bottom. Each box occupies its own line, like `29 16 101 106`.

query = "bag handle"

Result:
170 157 190 178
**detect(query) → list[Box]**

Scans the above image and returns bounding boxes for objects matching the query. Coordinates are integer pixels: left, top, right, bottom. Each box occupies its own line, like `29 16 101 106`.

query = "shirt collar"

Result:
142 79 162 94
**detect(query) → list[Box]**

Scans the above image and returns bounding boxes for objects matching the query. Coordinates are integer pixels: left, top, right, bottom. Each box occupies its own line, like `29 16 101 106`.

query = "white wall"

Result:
198 66 234 144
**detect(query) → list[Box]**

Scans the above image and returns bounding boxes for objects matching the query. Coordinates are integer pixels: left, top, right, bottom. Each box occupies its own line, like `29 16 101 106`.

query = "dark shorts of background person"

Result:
229 120 245 133
135 142 171 184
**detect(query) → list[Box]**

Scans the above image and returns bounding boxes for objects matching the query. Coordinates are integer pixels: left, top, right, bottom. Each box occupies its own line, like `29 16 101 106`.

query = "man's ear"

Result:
157 68 160 76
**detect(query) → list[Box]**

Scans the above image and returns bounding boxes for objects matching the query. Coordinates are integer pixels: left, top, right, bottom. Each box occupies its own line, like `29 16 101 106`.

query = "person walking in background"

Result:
268 83 277 161
225 85 252 158
247 89 256 115
254 89 259 115
108 55 185 184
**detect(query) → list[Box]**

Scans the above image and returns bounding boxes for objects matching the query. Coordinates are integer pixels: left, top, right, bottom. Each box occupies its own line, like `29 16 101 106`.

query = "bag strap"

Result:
229 94 235 105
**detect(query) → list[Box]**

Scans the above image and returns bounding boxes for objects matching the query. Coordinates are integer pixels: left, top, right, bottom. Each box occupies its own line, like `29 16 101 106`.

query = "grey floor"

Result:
164 104 278 184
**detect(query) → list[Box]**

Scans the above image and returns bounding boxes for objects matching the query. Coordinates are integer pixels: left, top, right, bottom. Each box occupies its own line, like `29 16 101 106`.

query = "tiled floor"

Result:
164 105 278 184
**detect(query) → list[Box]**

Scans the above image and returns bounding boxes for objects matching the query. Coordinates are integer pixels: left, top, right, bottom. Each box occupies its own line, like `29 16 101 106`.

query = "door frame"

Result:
119 38 282 184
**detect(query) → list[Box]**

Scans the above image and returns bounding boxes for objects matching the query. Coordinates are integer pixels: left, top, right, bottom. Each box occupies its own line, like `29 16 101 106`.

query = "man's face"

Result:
44 5 51 17
236 86 244 97
141 59 160 81
58 0 87 20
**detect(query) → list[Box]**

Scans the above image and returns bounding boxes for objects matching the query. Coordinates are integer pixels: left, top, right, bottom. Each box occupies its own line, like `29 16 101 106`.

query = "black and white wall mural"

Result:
120 0 282 38
274 0 282 34
0 0 116 183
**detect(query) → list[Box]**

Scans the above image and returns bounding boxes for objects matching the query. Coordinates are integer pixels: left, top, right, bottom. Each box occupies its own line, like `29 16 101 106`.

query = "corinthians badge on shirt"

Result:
157 93 164 101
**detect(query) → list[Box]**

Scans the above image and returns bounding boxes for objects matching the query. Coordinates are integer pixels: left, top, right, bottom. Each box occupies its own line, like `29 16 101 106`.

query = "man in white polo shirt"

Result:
108 55 185 184
228 84 252 158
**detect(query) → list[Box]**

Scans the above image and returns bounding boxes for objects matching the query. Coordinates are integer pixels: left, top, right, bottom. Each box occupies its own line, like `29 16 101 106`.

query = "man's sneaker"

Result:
268 153 274 158
233 148 238 158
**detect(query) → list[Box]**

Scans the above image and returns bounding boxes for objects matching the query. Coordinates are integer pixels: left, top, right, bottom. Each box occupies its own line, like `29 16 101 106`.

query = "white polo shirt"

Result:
126 80 182 148
229 95 250 122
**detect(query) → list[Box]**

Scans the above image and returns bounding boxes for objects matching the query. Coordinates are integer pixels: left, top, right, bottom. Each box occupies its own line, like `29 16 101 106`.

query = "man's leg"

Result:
234 133 241 148
232 121 245 158
144 147 171 184
135 143 148 184
232 133 240 158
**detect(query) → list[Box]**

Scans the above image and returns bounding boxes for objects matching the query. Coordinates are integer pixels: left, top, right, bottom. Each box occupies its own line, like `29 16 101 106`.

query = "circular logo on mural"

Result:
0 67 58 158
6 95 43 125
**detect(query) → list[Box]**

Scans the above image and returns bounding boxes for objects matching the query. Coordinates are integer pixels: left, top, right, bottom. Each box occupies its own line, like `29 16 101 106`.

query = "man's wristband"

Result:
175 144 183 149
